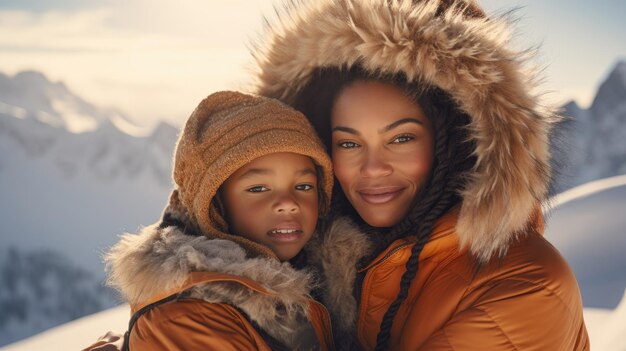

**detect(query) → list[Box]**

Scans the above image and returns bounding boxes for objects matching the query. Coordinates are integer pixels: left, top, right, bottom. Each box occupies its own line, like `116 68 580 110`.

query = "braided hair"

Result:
295 65 476 350
372 87 476 350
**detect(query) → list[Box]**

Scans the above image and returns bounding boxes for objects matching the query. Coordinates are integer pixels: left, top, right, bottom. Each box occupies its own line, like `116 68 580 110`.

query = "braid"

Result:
373 106 456 350
373 184 459 350
373 90 475 350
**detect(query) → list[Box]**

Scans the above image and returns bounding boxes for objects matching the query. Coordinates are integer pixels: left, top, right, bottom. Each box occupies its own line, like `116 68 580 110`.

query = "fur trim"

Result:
251 0 556 261
106 224 318 348
307 217 373 341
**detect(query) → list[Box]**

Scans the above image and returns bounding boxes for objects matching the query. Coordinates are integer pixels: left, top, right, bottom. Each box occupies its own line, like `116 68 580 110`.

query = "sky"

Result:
0 0 624 129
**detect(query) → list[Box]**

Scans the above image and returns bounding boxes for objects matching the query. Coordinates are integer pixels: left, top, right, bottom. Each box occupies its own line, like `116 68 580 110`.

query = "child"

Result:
103 91 334 350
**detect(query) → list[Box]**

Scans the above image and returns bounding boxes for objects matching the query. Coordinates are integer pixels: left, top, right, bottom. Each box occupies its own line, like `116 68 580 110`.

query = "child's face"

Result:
221 152 319 261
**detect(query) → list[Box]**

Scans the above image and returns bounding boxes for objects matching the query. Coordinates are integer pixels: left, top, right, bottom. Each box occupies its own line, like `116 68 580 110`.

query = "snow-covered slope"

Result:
545 175 626 309
0 305 129 351
0 71 179 346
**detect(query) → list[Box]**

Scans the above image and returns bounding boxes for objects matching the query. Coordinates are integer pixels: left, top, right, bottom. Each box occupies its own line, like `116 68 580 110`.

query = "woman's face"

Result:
331 81 434 227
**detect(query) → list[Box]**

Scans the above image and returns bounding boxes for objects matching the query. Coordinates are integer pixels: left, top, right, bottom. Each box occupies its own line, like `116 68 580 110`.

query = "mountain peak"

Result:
0 70 141 134
13 70 51 86
590 60 626 114
151 121 178 139
617 59 626 83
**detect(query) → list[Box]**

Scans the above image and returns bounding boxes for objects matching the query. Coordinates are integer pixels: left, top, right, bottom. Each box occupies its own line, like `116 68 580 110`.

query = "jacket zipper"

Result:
356 242 413 342
359 241 413 273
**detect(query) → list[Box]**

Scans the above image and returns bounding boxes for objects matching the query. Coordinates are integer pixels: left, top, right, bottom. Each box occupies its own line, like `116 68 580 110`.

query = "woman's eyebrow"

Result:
332 118 423 135
380 118 423 133
331 126 360 135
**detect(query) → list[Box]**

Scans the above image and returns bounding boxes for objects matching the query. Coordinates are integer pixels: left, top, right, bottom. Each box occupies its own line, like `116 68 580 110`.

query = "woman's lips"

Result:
357 186 405 204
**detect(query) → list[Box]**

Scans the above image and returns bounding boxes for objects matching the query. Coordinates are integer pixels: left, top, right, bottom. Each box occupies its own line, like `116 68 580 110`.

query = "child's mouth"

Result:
270 229 300 234
267 227 303 242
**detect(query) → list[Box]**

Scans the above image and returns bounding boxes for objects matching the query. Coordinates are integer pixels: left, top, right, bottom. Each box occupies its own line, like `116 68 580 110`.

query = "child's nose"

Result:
273 195 300 214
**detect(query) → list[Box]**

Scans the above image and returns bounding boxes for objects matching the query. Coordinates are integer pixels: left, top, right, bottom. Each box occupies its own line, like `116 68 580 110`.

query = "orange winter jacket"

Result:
126 272 334 351
103 223 334 351
312 207 589 351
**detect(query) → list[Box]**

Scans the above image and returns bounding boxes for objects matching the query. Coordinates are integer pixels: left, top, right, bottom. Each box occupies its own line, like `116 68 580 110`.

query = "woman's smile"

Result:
356 186 405 204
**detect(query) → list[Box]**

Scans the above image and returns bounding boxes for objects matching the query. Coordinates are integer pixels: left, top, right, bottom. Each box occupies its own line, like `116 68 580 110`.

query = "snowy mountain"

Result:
0 71 139 134
555 61 626 192
0 71 179 346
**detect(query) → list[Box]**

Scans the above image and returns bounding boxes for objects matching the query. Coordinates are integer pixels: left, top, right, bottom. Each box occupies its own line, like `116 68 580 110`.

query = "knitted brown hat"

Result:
164 91 333 259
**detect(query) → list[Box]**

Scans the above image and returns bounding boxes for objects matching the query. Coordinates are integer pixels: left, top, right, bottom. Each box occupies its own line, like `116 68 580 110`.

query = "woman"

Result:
251 0 589 350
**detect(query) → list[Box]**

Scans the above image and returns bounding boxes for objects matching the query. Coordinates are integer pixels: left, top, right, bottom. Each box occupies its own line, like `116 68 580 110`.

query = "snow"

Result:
0 101 27 119
50 97 99 133
0 305 129 351
0 122 172 275
585 290 626 351
548 174 626 208
0 71 140 134
545 177 626 309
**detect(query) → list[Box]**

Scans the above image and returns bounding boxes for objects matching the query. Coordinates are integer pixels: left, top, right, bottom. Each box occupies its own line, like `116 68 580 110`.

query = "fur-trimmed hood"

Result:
106 222 321 348
250 0 557 261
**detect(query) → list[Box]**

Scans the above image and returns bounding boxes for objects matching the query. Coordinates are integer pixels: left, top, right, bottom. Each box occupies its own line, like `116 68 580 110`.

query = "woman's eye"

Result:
247 186 269 193
338 141 359 149
295 184 314 191
391 135 414 144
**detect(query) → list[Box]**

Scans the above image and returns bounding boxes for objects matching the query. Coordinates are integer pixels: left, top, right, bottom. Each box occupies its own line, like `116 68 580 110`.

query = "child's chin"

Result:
275 249 301 262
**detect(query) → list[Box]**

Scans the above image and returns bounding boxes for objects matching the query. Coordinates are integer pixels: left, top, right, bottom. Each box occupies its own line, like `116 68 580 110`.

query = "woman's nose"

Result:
360 150 392 178
273 194 300 214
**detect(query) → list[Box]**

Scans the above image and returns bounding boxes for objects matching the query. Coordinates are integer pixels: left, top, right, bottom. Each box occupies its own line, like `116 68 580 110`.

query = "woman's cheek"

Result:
332 152 355 189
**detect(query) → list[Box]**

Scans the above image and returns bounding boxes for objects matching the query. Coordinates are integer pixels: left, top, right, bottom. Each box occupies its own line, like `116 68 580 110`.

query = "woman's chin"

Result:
358 211 405 228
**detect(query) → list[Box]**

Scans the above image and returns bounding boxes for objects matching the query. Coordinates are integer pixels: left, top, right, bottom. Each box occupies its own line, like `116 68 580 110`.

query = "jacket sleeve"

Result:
130 299 269 351
418 277 590 350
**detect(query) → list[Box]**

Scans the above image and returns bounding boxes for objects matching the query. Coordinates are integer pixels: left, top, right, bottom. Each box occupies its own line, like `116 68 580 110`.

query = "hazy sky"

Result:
0 0 624 129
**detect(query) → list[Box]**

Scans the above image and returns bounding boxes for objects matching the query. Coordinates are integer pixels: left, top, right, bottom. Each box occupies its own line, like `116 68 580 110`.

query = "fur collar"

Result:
251 0 556 261
106 223 319 348
306 217 373 344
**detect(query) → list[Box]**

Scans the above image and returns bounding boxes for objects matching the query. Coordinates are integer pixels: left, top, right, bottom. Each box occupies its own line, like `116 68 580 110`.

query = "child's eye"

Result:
390 134 414 144
337 141 359 149
295 184 314 191
247 186 269 193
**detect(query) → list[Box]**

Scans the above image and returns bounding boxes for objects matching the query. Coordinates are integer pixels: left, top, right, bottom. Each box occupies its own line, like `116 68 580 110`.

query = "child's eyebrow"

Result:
297 168 317 177
237 167 317 180
237 168 271 179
